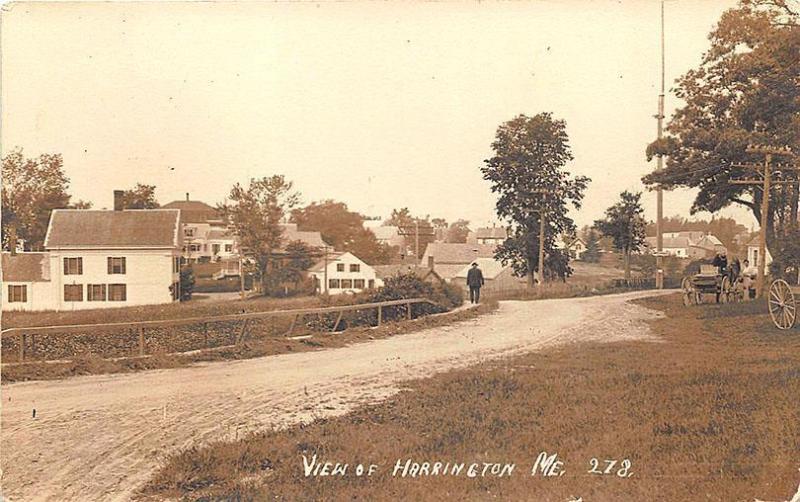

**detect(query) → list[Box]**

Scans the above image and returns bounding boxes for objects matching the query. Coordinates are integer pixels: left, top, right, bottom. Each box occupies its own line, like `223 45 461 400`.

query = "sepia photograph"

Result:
1 0 799 500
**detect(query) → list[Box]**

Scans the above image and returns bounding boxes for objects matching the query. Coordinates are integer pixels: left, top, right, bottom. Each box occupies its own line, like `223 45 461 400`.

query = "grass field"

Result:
142 294 800 501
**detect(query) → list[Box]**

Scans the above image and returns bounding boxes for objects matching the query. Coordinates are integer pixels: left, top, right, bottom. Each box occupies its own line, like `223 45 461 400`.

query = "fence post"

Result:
236 319 249 345
377 305 382 326
332 311 343 332
139 327 145 356
406 301 412 320
203 322 209 348
19 333 25 362
31 334 36 359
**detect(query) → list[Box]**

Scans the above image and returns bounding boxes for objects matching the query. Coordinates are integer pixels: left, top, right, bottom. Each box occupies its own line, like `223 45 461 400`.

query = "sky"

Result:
1 0 751 231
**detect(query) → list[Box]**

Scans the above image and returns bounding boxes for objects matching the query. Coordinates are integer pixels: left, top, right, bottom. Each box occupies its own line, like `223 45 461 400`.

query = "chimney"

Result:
186 192 190 201
113 190 124 211
428 255 434 271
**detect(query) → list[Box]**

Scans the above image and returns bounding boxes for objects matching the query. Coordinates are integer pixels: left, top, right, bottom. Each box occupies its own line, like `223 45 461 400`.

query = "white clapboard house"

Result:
307 251 383 295
3 208 182 311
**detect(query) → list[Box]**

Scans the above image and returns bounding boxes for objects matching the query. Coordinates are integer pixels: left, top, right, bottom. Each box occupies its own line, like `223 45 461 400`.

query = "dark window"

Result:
368 279 375 289
328 279 340 289
341 279 353 288
173 257 180 273
64 284 83 301
354 279 365 288
64 257 83 275
225 244 233 252
8 285 27 302
107 257 126 274
108 284 127 301
336 263 345 272
350 264 360 273
87 284 106 301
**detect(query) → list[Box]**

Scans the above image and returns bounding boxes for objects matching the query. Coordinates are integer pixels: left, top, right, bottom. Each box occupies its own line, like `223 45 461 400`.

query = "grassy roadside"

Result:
141 294 800 501
1 301 497 384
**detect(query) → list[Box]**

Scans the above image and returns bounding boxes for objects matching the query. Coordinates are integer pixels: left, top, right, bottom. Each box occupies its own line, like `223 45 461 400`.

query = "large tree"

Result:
219 176 300 294
2 149 72 251
482 113 590 286
446 219 471 243
121 183 159 209
643 0 800 256
594 191 647 280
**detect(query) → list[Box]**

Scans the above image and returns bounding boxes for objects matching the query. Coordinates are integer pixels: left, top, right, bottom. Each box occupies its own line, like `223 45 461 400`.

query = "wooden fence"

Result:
1 297 439 363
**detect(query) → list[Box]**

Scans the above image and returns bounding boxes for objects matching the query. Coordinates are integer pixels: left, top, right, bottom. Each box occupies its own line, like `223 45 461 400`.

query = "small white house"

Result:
746 236 773 269
568 238 586 259
307 251 383 295
2 208 183 312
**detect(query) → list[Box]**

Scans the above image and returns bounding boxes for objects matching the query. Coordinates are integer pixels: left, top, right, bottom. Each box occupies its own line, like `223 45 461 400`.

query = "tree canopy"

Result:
643 0 800 253
2 148 73 251
482 113 590 284
121 183 159 209
594 191 647 280
219 175 300 293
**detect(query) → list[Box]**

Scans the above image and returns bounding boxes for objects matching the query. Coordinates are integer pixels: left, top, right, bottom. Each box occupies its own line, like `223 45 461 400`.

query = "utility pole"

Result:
730 145 795 297
654 0 666 289
538 209 546 287
322 245 329 295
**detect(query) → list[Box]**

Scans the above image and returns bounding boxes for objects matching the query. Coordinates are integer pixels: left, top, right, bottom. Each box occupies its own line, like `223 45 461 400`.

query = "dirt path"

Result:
1 290 671 501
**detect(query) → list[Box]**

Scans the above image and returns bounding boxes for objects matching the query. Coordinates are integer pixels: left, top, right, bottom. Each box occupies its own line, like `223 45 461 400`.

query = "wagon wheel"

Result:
719 276 732 304
681 277 695 306
768 279 796 330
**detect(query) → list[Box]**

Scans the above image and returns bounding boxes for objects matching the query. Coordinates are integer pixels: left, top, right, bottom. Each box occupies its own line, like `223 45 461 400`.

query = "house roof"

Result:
474 227 507 240
454 257 509 280
161 200 220 224
207 228 233 240
373 264 442 281
2 252 51 282
645 236 691 249
370 226 400 240
309 252 346 273
281 223 327 248
420 242 497 264
44 209 181 249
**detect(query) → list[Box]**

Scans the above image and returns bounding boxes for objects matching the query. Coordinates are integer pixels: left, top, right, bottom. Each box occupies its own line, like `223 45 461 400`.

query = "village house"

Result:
307 251 383 295
567 237 586 259
467 226 507 246
162 195 237 263
3 207 182 312
644 231 728 259
746 235 773 269
374 257 445 285
419 242 497 281
453 257 526 293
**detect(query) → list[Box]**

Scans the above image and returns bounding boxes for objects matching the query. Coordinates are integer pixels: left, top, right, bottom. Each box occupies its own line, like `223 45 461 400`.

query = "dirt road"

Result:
1 290 671 501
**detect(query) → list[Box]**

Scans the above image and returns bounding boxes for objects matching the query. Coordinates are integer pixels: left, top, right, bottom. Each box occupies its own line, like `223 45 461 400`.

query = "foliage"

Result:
446 219 471 243
582 229 602 263
768 228 800 280
482 113 590 284
219 176 300 293
594 191 647 280
290 200 397 265
179 267 195 301
121 183 159 209
385 208 436 258
365 273 463 317
2 148 72 251
642 1 800 255
264 240 317 295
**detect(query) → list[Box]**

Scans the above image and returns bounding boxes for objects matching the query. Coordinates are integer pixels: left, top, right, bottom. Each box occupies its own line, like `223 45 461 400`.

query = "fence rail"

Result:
2 297 440 363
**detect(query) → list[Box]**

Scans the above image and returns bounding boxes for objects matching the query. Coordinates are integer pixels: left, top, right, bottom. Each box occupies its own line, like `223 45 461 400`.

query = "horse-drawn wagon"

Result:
681 264 739 306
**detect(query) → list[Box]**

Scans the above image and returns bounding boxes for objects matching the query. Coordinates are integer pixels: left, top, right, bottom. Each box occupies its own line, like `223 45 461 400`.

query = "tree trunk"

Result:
623 249 631 281
527 257 536 288
791 181 799 232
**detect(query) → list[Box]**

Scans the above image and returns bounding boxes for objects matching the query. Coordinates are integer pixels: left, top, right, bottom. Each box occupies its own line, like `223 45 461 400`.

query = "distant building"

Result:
419 242 497 281
162 195 237 263
644 231 727 259
467 226 507 245
453 257 526 292
567 237 587 259
307 251 383 295
3 208 182 311
374 258 445 285
746 235 773 269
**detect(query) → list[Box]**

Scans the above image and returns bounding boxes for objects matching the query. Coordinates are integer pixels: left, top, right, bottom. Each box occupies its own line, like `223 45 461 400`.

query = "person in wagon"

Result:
712 251 728 275
742 259 758 300
466 262 485 304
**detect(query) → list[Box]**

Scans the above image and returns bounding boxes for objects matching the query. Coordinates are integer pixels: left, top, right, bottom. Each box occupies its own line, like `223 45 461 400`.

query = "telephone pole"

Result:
730 145 795 297
654 0 666 289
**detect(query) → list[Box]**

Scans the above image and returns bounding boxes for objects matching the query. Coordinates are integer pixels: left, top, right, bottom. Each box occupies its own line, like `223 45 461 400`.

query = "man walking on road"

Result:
467 262 485 304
